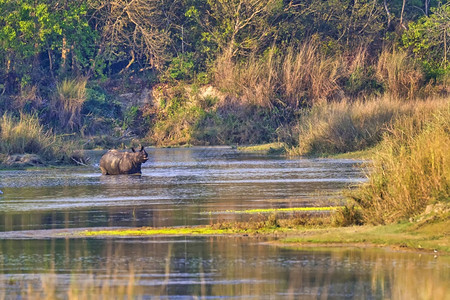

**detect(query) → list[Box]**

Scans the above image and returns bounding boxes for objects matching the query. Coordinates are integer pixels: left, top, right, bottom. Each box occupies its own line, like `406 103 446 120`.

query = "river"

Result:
0 147 448 299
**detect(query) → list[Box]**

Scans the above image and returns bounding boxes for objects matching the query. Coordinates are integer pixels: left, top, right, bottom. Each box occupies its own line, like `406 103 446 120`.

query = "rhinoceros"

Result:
99 146 149 175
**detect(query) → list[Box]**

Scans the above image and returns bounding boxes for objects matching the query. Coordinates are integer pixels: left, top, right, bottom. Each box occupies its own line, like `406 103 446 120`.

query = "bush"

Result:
51 78 88 132
332 205 364 227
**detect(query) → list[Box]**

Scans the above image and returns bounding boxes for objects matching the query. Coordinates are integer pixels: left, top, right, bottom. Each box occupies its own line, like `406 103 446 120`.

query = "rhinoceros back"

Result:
99 150 123 175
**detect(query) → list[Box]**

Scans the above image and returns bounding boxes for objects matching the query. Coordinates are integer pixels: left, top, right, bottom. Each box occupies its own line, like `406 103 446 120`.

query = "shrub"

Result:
332 205 364 227
52 78 87 131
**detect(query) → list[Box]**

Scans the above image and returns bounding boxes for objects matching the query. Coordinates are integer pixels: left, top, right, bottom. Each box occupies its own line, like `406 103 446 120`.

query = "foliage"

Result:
0 0 449 151
402 3 450 79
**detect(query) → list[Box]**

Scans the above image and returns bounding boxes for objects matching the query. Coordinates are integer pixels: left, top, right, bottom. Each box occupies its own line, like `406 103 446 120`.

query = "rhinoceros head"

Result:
131 146 149 164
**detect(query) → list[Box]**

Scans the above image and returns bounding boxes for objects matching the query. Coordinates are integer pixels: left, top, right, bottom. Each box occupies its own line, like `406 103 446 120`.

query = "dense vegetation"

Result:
0 0 449 223
0 0 448 144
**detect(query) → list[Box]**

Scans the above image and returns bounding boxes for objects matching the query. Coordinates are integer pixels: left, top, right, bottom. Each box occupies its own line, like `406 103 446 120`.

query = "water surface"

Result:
1 147 448 299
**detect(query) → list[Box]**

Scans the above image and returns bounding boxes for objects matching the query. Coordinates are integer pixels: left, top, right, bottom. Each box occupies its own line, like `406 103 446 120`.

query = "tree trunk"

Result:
384 0 391 28
400 0 406 29
61 35 69 74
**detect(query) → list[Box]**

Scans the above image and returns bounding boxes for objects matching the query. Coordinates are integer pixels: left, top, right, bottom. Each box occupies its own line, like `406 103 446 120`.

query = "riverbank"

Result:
64 202 449 254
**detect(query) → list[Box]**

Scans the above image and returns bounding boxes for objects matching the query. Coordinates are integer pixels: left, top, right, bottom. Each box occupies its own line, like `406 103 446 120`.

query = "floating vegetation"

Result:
77 226 241 237
208 206 343 215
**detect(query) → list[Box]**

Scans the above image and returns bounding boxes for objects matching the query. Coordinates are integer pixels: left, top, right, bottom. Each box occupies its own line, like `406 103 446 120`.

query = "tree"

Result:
92 0 171 72
402 3 450 77
186 0 280 59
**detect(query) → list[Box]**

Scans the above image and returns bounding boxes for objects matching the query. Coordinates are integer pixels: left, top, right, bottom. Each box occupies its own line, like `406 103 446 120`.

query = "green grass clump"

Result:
0 113 56 159
350 101 450 224
0 112 81 164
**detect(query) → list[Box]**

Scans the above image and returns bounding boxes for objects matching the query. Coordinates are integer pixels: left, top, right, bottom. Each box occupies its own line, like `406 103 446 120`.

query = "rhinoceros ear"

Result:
131 147 136 152
140 145 144 152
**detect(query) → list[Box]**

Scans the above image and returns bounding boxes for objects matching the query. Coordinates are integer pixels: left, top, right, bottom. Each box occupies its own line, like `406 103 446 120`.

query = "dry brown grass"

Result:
214 51 278 108
0 113 56 158
213 40 350 109
52 78 87 131
291 96 411 155
350 98 450 224
376 48 424 99
281 43 345 106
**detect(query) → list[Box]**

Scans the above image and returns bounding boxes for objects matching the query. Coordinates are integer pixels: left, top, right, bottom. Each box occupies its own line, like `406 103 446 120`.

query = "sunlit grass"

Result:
350 101 450 224
80 226 235 237
281 211 450 253
290 96 449 156
0 113 55 159
218 206 342 214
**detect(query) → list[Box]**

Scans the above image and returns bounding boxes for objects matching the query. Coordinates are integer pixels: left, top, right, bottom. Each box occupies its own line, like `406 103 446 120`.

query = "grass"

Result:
237 142 286 154
350 100 450 224
0 112 84 166
0 113 56 159
281 210 450 253
52 78 87 132
217 206 342 214
69 207 450 253
376 48 424 99
290 96 449 156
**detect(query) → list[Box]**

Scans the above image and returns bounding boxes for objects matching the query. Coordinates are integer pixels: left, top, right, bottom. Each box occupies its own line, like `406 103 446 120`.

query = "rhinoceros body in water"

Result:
100 146 148 175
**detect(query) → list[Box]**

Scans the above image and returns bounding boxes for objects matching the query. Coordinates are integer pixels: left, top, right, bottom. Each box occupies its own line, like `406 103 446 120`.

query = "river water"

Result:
0 147 448 299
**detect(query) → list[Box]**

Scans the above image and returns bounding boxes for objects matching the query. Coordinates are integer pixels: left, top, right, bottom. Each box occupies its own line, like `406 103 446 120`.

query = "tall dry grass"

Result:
213 40 350 108
0 113 82 164
281 43 345 106
291 96 419 155
0 113 56 158
52 78 87 131
350 98 450 224
376 48 424 99
213 50 278 108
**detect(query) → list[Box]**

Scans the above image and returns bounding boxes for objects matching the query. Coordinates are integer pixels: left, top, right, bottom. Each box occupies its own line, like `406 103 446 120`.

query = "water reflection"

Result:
0 148 365 231
0 237 448 299
0 148 448 298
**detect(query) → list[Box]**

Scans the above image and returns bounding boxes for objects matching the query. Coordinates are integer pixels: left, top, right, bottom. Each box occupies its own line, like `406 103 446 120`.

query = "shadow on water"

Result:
1 148 448 298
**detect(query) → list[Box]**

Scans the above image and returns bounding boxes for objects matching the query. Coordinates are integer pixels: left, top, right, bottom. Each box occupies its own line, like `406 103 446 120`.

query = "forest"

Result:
0 0 449 159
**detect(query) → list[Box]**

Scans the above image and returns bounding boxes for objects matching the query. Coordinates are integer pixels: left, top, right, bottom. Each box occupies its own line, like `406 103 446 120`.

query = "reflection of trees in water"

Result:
1 238 448 298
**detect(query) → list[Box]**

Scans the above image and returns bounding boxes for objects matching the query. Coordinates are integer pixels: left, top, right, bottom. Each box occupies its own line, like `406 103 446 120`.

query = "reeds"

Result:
291 97 407 155
52 78 87 131
0 113 56 159
376 48 424 99
350 99 450 224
